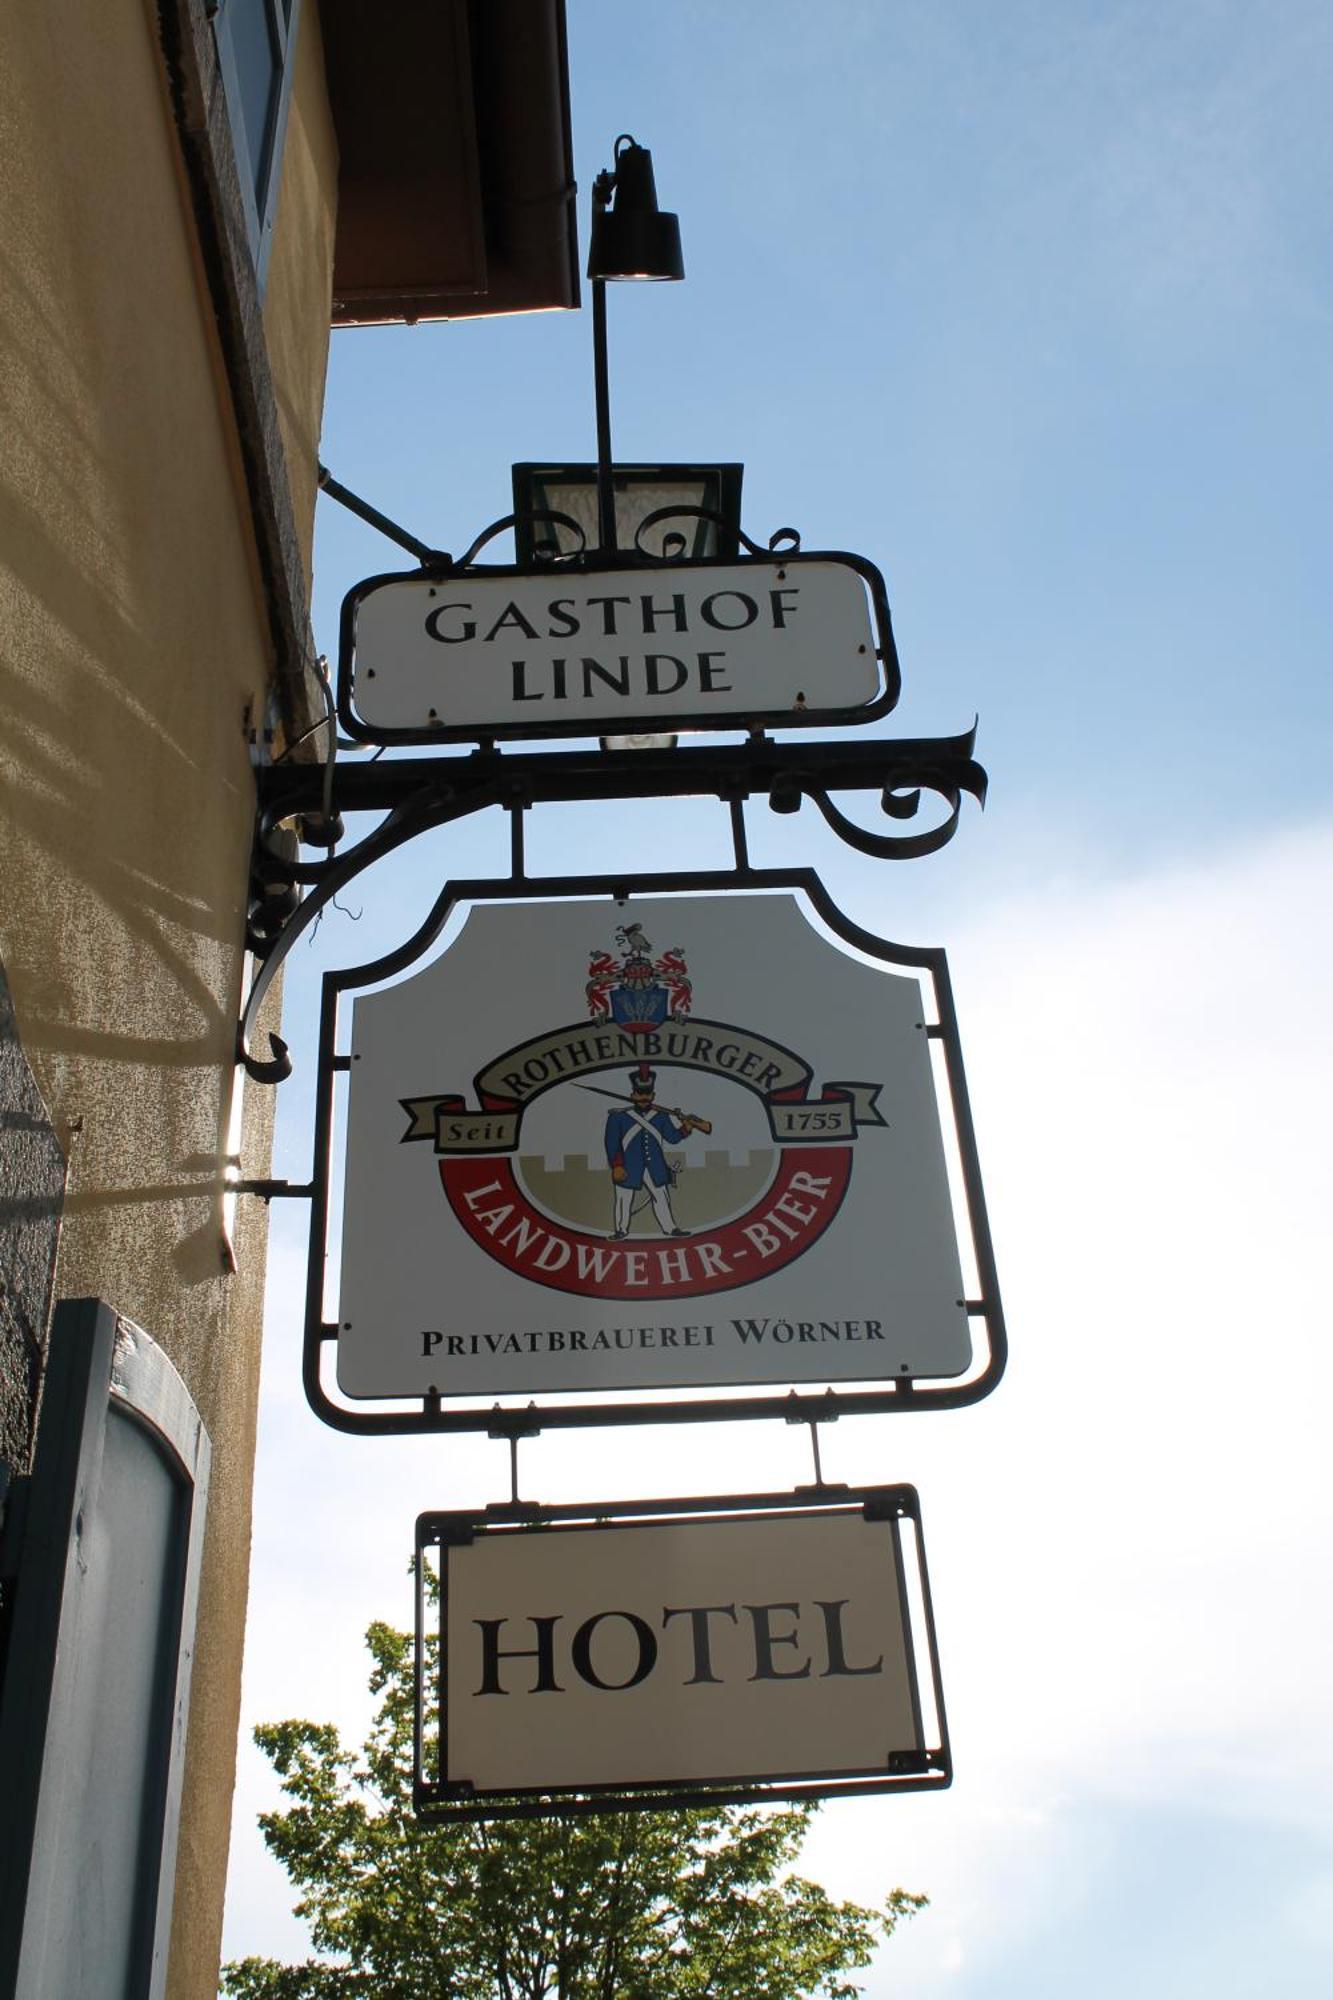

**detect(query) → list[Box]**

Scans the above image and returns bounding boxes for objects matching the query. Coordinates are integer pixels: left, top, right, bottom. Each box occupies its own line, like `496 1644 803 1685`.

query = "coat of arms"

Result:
586 923 692 1032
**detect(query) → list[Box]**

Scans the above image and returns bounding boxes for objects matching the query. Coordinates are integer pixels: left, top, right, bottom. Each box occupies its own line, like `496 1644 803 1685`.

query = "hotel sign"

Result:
337 893 972 1402
416 1491 948 1815
336 555 897 742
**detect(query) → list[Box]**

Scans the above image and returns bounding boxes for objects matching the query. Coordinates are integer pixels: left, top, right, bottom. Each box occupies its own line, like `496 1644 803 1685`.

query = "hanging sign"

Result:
337 894 973 1401
336 555 896 742
415 1490 948 1816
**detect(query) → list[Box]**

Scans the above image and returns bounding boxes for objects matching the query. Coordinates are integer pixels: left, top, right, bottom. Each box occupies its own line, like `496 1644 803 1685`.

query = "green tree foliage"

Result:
222 1618 925 2000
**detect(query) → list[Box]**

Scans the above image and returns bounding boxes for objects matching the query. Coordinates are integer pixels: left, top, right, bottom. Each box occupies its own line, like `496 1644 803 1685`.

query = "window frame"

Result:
210 0 303 289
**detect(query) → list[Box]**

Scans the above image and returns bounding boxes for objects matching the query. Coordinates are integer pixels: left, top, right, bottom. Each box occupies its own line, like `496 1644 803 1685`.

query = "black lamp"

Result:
587 136 684 282
586 136 685 553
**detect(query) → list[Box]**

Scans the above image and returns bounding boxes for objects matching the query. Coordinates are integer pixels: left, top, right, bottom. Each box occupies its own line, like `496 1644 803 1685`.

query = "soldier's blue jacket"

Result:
604 1107 686 1188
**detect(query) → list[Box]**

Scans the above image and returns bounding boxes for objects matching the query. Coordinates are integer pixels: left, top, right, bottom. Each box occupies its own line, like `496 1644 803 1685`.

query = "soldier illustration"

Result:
599 1061 711 1238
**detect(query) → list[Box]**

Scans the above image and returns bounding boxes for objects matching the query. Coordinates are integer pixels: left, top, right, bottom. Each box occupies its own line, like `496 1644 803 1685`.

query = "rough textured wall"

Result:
0 2 333 1995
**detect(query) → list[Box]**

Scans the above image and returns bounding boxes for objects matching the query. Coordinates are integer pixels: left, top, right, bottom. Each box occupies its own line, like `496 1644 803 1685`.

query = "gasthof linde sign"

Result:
439 1509 926 1795
337 895 971 1400
344 560 881 734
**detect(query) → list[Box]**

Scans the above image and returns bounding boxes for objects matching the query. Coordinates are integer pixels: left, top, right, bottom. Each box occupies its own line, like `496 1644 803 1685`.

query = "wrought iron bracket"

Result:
318 465 792 578
229 1178 315 1200
240 726 987 1084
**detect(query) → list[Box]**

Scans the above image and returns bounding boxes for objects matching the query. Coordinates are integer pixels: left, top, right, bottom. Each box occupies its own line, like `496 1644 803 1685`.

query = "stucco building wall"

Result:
0 2 336 1992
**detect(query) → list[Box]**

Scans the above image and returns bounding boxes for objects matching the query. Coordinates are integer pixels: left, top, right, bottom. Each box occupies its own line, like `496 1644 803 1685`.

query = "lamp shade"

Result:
587 140 684 281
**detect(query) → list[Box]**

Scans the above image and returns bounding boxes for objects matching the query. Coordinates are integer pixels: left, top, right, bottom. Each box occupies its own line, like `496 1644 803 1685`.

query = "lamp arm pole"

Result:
591 169 617 554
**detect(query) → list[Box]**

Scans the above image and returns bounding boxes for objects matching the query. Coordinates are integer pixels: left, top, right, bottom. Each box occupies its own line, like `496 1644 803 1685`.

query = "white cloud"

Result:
803 817 1333 1993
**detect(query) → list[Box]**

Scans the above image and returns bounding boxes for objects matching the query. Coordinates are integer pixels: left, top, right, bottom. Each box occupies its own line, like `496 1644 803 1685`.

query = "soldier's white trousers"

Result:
613 1177 678 1234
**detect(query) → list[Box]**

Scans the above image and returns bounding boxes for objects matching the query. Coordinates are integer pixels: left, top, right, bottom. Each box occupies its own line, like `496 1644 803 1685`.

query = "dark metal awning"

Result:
321 0 579 326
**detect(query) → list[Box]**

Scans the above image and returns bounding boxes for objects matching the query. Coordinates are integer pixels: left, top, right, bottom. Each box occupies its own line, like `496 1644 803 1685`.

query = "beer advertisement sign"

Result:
337 893 972 1401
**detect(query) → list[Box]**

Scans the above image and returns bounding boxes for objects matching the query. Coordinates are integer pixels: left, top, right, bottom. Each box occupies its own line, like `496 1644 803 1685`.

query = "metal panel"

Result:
335 548 900 746
0 1301 211 2000
289 869 1005 1436
415 1484 949 1821
337 893 970 1401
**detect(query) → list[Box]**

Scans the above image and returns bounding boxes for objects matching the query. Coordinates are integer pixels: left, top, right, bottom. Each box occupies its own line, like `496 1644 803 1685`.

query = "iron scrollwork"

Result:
240 728 988 1084
630 504 803 563
450 508 588 572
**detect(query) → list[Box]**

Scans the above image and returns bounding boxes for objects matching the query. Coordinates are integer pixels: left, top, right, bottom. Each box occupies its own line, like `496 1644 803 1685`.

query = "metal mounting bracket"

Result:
240 725 987 1083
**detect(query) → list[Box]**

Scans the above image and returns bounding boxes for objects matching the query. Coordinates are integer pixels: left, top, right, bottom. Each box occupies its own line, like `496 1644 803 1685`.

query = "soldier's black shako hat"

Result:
629 1063 656 1096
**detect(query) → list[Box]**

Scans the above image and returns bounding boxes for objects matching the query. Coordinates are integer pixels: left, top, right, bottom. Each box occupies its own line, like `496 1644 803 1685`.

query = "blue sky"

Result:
222 4 1333 1993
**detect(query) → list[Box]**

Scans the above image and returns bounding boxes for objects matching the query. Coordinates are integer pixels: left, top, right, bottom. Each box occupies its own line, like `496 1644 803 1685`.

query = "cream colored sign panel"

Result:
445 1512 920 1792
349 562 879 731
337 894 971 1399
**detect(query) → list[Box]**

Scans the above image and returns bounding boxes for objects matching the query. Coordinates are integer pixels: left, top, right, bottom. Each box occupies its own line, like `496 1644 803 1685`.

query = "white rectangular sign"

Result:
337 894 972 1401
346 560 880 733
442 1509 924 1793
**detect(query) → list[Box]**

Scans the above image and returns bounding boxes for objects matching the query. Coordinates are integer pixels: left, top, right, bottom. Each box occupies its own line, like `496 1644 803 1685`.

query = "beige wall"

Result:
0 2 336 1994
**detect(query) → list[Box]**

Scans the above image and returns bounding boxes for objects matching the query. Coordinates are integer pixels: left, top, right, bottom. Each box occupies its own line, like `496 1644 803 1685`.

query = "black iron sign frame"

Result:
284 865 1005 1440
413 1483 949 1822
336 538 901 747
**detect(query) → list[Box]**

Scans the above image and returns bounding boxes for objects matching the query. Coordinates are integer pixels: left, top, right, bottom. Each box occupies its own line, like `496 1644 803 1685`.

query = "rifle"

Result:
576 1083 713 1135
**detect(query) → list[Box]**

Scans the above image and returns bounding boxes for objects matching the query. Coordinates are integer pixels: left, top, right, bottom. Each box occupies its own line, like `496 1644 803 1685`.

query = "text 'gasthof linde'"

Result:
421 584 805 705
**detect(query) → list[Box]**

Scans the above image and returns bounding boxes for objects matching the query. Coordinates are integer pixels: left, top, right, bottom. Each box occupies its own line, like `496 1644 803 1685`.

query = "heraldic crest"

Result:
586 923 692 1032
